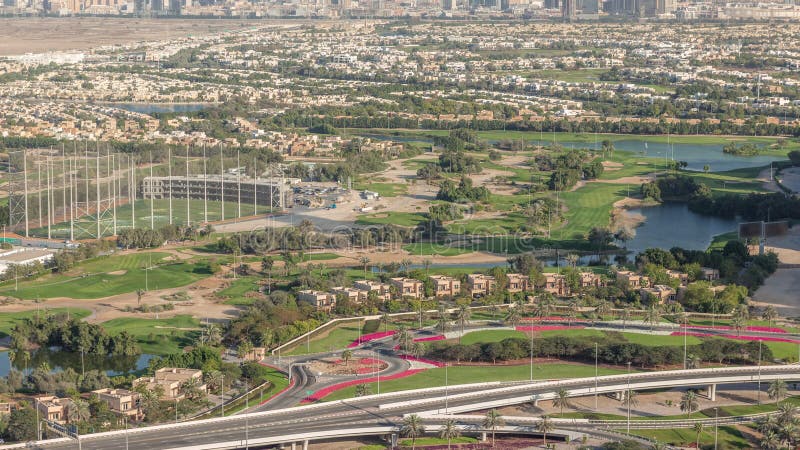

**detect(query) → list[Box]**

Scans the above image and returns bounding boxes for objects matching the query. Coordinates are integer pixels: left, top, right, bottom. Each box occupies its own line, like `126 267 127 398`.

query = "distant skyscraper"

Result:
562 0 575 19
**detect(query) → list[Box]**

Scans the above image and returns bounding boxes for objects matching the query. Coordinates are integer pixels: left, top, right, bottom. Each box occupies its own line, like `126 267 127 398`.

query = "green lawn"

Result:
352 182 408 197
0 308 91 338
460 329 525 345
559 183 626 239
285 322 367 356
323 363 628 401
218 276 261 306
621 333 702 347
458 328 700 347
0 257 212 300
630 426 751 449
101 315 200 355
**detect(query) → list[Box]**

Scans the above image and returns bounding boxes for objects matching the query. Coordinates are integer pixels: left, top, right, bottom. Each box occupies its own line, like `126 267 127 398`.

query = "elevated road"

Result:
8 365 799 450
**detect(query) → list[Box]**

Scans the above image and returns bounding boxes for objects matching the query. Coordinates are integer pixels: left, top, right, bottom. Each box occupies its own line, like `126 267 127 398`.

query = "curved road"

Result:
17 365 800 450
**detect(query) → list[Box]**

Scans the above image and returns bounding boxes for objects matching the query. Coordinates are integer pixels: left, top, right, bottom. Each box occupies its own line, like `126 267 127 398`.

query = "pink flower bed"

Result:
521 316 588 323
672 331 800 344
414 335 446 342
516 325 585 332
400 355 446 367
685 325 786 334
347 330 396 348
300 369 425 403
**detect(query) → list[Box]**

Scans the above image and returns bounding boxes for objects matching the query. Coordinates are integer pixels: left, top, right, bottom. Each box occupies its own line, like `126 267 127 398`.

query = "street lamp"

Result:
530 328 534 382
626 361 632 434
757 340 763 405
444 362 449 415
124 415 129 450
594 342 598 410
714 407 719 450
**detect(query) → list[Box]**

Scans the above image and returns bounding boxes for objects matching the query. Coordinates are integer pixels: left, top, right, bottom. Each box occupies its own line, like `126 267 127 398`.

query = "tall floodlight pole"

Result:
220 146 225 221
37 162 42 231
130 155 135 228
149 152 154 229
252 158 257 216
168 147 173 225
186 146 190 227
110 151 117 236
84 143 89 231
203 145 207 224
61 147 66 229
46 155 51 239
237 149 241 219
69 156 74 242
22 151 28 237
96 144 101 239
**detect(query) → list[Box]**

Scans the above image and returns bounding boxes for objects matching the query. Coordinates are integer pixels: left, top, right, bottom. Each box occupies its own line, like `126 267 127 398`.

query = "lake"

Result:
559 139 780 172
622 202 738 257
107 103 210 114
0 349 156 377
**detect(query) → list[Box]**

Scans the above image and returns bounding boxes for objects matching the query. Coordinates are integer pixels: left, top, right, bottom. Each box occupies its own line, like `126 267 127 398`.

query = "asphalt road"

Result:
26 366 800 450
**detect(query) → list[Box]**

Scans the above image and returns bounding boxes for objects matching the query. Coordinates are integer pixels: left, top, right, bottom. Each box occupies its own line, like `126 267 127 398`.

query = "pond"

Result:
0 348 156 377
622 202 738 257
107 103 210 114
558 139 780 172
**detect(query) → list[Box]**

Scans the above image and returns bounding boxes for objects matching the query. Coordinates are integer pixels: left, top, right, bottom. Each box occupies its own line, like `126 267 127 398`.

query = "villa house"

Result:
390 277 425 299
297 290 337 311
430 275 461 298
506 273 531 293
467 274 496 297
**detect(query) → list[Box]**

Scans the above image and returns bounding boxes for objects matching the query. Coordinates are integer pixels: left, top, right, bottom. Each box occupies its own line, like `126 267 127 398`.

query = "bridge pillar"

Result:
481 432 487 442
390 433 398 447
291 442 296 450
615 391 624 401
708 384 716 401
302 440 308 450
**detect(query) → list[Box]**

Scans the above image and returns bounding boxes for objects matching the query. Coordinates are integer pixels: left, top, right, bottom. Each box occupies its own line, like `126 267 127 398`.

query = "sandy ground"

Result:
610 197 650 232
0 18 264 55
757 167 783 194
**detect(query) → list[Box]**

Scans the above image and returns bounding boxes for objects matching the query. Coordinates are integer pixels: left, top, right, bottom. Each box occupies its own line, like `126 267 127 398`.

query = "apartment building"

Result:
430 275 461 298
467 274 496 297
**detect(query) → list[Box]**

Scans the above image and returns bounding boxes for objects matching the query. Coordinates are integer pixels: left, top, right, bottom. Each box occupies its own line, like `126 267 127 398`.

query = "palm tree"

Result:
355 384 372 397
67 399 91 424
341 349 353 366
693 422 704 449
455 304 471 342
380 312 391 333
553 388 571 416
762 306 778 327
237 339 254 361
731 314 746 336
567 301 579 326
761 430 781 450
536 415 555 446
687 354 701 370
436 308 450 335
595 300 612 320
411 341 426 359
400 258 413 275
680 391 699 417
620 306 631 330
482 409 504 448
504 306 521 328
395 326 412 352
359 256 370 278
622 390 638 409
769 380 789 405
422 259 432 276
645 305 661 331
400 414 426 450
565 254 579 267
776 403 797 427
136 288 145 306
439 419 460 450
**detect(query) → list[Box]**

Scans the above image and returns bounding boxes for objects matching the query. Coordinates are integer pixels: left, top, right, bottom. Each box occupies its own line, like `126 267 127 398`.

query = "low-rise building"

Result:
667 270 689 286
506 273 531 293
700 267 720 281
297 290 337 311
430 275 461 298
34 396 70 423
390 277 424 299
92 388 140 417
353 280 392 301
616 270 649 288
580 272 605 289
467 274 496 297
641 285 677 304
543 274 570 297
133 368 206 400
331 286 367 304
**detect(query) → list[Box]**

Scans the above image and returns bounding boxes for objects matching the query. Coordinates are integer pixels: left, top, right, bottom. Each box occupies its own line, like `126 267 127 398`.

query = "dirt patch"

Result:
610 197 651 231
107 270 127 276
307 357 388 376
602 161 624 171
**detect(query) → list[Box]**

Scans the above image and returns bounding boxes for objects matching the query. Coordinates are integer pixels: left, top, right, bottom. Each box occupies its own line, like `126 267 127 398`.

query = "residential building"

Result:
667 270 689 286
616 270 649 288
641 285 677 304
133 368 206 400
331 286 367 304
506 273 531 293
34 396 70 423
543 274 570 297
297 290 337 311
92 388 140 417
430 275 461 298
390 277 425 299
467 274 496 297
353 280 392 301
580 272 605 289
700 267 720 281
